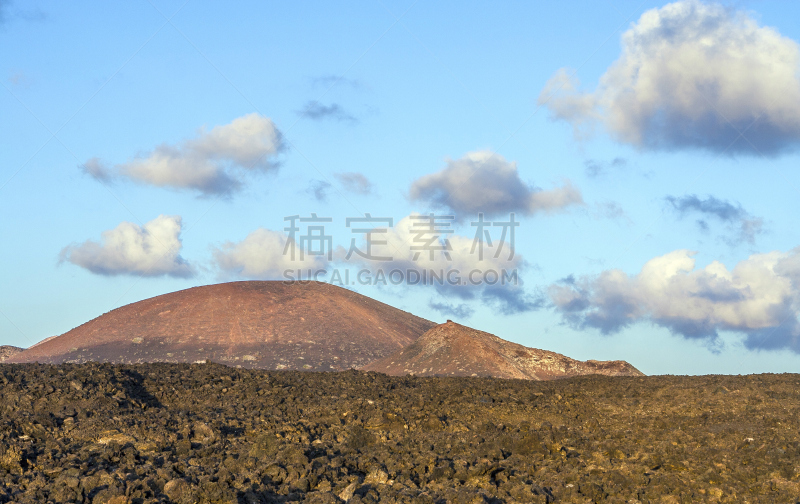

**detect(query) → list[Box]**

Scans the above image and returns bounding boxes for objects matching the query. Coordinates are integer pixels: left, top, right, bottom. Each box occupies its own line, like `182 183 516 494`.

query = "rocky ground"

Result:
1 363 799 503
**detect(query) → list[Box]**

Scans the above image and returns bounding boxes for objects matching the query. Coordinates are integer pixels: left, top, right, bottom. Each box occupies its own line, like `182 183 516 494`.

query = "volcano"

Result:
362 320 643 380
7 281 436 370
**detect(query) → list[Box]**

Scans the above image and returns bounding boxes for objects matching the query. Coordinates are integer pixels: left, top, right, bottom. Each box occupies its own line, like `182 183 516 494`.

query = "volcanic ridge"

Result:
363 320 643 379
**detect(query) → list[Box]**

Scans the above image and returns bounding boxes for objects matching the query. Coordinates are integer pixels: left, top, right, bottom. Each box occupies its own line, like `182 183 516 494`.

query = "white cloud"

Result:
409 151 583 218
213 228 328 280
550 248 800 351
60 215 193 277
87 114 283 196
540 0 800 155
189 114 283 168
348 214 542 313
215 214 543 312
374 213 521 272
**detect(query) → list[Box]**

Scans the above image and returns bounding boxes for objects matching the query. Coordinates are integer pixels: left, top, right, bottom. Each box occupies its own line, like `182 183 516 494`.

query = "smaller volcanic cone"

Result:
362 320 644 380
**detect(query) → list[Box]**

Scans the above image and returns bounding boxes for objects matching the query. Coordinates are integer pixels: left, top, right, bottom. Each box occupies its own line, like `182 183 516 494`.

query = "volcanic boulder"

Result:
7 281 436 370
362 320 643 379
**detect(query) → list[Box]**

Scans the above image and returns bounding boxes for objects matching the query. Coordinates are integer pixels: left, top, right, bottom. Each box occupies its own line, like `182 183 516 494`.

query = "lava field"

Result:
1 363 799 503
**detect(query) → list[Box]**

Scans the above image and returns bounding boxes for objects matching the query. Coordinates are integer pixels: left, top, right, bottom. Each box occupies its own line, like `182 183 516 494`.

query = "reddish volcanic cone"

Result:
7 281 436 370
362 320 644 380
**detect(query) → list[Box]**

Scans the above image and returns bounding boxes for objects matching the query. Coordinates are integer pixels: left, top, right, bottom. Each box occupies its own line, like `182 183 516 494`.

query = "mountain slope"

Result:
8 281 436 370
362 321 643 380
0 346 23 363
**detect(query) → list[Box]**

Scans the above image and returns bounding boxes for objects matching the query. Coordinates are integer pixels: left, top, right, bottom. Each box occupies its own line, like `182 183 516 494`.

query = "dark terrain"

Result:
1 363 799 504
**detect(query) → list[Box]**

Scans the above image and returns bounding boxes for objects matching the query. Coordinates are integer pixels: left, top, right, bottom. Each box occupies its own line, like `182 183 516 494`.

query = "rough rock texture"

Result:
0 346 23 363
7 282 435 370
362 321 643 380
1 363 799 503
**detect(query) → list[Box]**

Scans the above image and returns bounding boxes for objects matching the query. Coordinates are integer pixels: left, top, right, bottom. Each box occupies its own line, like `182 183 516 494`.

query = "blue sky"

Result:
2 0 800 375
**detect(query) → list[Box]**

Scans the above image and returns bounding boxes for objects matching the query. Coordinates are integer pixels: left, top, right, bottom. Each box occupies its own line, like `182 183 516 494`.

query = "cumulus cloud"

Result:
348 214 539 314
409 151 583 218
215 214 539 313
85 114 283 197
60 215 193 278
335 172 373 195
298 101 357 123
666 194 764 245
213 228 328 280
362 214 522 276
550 248 800 351
540 0 800 155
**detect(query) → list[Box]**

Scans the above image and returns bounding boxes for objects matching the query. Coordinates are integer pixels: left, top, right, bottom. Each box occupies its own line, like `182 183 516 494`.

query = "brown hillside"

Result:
362 320 643 380
0 345 23 363
7 281 435 370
